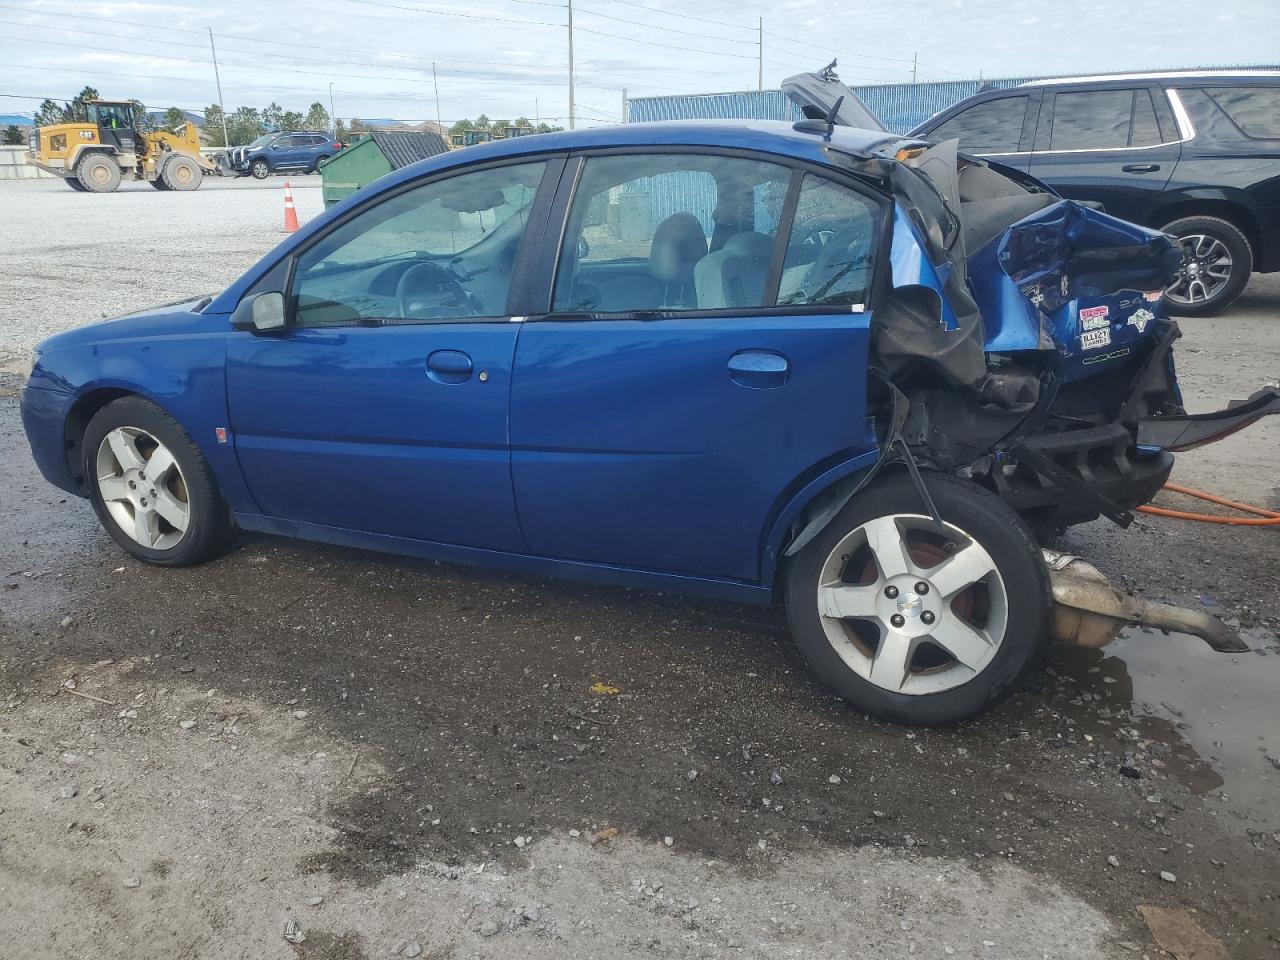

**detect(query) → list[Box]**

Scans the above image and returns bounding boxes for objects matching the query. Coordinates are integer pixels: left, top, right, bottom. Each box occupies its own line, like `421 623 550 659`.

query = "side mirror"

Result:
231 291 287 333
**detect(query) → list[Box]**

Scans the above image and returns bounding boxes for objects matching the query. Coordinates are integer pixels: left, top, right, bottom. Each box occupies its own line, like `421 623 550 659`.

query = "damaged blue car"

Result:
20 87 1280 722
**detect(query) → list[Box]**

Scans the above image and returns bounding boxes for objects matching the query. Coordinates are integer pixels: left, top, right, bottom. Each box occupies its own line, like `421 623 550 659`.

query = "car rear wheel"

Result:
784 473 1050 724
1161 215 1252 317
250 158 271 180
162 154 202 191
310 155 330 173
83 397 235 567
77 153 121 193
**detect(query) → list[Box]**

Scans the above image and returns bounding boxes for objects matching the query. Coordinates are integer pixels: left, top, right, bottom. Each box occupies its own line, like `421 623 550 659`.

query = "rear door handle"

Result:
426 349 473 383
728 349 789 388
1122 163 1161 173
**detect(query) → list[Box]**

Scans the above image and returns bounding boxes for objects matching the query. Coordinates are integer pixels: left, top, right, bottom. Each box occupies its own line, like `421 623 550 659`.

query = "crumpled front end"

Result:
854 139 1276 534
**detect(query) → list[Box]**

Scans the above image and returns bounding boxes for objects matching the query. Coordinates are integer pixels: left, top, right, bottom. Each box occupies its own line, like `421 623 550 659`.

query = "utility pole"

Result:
621 87 627 123
207 28 230 149
567 0 576 128
757 18 763 91
328 82 337 136
911 51 918 83
431 62 443 131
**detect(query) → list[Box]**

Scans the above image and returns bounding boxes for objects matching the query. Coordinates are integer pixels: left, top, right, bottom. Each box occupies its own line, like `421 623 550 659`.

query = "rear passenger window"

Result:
553 153 791 314
929 97 1029 154
1205 87 1280 139
1048 90 1134 149
777 176 881 307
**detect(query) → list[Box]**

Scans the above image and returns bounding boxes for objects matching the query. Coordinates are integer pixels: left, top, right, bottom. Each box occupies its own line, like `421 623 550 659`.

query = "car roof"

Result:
453 120 901 162
1021 69 1280 87
207 120 904 315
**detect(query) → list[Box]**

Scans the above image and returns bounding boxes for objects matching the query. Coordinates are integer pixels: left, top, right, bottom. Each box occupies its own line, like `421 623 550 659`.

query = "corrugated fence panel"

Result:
625 78 1028 134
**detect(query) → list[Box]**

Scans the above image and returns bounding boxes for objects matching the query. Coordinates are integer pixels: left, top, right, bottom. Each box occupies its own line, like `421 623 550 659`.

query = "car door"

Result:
226 156 560 551
1027 85 1181 223
509 151 883 582
918 91 1039 172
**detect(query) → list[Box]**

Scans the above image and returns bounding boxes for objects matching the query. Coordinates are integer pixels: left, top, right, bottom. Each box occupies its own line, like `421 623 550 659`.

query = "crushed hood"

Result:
781 61 887 132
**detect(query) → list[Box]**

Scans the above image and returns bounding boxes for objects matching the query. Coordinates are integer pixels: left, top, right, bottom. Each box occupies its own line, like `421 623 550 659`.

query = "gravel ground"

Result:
1 178 1278 959
0 176 326 367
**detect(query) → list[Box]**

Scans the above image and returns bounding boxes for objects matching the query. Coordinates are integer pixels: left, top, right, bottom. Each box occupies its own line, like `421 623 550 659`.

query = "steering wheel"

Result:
394 261 474 320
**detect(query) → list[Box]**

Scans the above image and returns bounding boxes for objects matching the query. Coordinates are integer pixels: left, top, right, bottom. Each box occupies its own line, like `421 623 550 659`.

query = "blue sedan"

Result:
21 118 1274 723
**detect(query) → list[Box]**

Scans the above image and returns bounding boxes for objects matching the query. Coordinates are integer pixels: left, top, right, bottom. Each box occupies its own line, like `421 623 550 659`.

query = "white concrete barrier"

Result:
0 145 54 180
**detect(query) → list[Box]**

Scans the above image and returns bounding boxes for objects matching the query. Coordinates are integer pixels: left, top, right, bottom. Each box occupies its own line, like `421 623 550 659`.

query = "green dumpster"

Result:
320 130 449 208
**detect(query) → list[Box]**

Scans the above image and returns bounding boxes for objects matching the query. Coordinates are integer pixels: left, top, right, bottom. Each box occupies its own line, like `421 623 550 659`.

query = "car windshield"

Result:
248 134 274 148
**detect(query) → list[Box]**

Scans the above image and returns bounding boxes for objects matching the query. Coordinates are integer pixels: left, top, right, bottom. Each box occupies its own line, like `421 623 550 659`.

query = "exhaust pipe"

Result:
1042 550 1249 653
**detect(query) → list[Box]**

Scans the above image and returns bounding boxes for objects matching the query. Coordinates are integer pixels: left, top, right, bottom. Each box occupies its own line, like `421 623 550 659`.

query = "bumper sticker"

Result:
1127 308 1155 333
1080 327 1112 351
1079 305 1110 330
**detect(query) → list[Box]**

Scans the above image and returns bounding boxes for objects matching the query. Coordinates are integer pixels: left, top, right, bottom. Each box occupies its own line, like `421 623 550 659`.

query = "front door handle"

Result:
1122 163 1161 173
728 349 789 388
426 349 473 384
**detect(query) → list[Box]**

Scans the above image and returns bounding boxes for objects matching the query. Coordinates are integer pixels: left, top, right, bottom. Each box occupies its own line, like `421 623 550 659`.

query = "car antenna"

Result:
793 93 844 139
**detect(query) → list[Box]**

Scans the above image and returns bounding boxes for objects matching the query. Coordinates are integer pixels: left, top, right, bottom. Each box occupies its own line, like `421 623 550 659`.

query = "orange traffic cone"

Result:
283 181 299 233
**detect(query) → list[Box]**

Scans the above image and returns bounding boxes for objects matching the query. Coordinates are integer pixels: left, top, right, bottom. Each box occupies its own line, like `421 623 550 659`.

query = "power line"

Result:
344 0 562 28
0 2 555 72
573 4 757 45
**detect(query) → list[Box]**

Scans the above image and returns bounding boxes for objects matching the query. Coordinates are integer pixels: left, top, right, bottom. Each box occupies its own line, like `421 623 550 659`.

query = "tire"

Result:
1160 215 1253 317
66 177 87 192
82 397 235 567
161 154 202 191
310 155 330 173
76 153 121 193
784 473 1051 725
150 178 171 191
250 158 271 180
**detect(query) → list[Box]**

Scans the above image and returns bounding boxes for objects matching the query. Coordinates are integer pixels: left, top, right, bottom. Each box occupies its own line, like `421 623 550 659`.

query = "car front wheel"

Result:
250 158 271 179
784 474 1050 724
83 397 235 567
1161 215 1253 317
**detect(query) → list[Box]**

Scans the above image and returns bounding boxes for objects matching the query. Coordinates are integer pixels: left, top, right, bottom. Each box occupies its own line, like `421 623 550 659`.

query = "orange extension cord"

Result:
1137 482 1280 526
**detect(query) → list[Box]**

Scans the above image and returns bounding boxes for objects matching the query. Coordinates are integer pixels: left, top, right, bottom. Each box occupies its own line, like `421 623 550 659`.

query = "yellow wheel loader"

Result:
27 100 218 193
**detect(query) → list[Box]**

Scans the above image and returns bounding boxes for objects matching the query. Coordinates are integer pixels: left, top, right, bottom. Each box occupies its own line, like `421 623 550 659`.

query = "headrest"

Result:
650 212 708 283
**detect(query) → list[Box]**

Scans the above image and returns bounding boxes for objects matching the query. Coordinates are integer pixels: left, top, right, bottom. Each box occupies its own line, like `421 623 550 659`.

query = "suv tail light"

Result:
332 142 342 149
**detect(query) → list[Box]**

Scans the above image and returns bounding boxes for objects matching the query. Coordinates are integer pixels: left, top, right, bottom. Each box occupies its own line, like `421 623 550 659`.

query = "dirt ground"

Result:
0 179 1278 960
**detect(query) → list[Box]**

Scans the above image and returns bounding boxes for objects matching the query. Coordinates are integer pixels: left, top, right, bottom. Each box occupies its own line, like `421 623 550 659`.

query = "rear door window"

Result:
928 96 1029 154
777 175 881 307
1204 86 1280 139
552 153 792 314
1046 89 1165 150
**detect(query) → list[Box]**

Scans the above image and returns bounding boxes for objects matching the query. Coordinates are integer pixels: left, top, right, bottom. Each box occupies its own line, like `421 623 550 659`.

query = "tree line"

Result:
16 87 567 148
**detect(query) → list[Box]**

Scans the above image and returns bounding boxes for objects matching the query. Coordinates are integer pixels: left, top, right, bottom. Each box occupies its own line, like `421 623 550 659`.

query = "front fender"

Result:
24 331 256 514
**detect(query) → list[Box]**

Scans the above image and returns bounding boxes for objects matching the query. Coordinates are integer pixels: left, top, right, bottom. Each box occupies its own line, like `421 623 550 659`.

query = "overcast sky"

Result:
0 0 1276 126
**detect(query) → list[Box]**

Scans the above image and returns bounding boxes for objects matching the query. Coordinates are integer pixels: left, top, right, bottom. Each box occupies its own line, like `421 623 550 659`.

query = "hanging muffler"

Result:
1042 550 1249 653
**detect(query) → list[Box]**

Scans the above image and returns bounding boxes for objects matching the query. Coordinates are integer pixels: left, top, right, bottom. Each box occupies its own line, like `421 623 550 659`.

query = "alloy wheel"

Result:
815 514 1009 696
95 426 190 550
1165 233 1232 306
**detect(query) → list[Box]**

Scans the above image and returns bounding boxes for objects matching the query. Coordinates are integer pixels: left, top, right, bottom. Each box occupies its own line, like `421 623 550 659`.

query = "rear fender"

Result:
760 450 880 591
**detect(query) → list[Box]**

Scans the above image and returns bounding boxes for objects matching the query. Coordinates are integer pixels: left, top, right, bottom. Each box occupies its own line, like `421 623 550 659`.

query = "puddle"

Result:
1058 625 1280 826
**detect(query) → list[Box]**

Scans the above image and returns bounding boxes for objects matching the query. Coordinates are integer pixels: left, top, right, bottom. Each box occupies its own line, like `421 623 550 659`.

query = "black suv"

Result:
911 71 1280 315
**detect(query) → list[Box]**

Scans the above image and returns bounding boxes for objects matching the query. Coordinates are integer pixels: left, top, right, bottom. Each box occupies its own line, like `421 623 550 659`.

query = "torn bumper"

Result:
1042 550 1248 653
1138 385 1280 452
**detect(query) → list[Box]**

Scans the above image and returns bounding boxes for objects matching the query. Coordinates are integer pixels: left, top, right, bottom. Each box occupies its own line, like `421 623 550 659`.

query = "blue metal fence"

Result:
624 78 1027 134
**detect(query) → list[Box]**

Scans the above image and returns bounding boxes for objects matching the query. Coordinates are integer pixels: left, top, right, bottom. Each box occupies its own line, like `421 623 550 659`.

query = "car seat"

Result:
694 231 776 309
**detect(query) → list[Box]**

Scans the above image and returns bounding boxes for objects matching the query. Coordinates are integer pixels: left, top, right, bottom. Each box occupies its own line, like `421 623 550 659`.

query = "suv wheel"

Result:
784 474 1050 724
310 155 330 173
1161 215 1253 317
250 158 271 180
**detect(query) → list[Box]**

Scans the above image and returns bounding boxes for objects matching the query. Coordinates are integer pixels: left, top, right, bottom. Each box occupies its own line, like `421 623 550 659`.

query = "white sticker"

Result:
1080 327 1112 351
1079 305 1109 330
1127 308 1154 333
